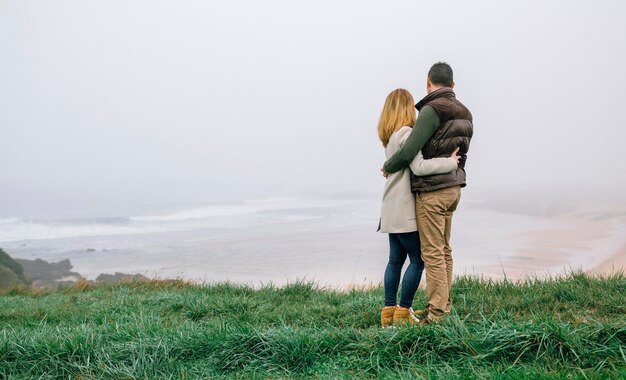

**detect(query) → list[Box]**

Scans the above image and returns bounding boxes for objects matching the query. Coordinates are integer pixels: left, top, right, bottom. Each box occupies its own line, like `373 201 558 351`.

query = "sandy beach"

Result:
588 244 626 276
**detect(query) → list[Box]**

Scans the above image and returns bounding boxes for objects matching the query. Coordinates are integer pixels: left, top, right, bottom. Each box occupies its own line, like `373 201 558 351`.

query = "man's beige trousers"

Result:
415 185 461 321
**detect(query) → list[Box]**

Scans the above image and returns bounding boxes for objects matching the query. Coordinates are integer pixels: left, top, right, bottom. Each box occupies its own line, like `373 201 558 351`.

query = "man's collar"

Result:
415 87 455 111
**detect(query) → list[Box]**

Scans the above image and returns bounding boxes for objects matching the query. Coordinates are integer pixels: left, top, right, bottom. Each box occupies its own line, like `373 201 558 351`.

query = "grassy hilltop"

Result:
0 273 625 379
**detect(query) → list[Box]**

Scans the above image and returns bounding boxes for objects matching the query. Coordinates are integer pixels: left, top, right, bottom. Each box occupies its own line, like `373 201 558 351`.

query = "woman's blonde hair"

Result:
377 89 416 147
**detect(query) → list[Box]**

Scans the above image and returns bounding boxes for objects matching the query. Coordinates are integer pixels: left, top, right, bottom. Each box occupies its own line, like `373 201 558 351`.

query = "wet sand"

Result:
475 209 626 280
588 244 626 276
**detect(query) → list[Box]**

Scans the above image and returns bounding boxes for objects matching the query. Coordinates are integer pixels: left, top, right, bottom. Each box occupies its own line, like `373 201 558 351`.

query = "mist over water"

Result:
2 1 625 205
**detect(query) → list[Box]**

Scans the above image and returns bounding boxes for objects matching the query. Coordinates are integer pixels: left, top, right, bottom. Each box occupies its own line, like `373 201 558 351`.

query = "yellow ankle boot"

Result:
380 306 396 327
393 307 420 326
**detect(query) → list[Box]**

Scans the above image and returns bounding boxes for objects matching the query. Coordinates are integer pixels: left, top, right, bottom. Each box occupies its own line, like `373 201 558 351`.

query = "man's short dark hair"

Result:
428 62 454 87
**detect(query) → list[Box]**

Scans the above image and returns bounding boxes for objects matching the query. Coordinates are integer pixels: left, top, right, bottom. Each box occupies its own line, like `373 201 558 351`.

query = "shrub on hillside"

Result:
0 248 28 289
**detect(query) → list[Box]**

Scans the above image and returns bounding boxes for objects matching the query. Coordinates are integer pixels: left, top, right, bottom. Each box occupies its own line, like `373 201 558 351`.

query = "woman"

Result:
378 89 459 327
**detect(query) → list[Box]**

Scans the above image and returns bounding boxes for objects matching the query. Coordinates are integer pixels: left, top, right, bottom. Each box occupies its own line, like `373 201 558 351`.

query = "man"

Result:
382 62 473 323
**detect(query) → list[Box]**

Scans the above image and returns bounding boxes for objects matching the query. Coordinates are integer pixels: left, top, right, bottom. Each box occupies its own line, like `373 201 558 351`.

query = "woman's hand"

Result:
450 147 461 164
380 167 389 178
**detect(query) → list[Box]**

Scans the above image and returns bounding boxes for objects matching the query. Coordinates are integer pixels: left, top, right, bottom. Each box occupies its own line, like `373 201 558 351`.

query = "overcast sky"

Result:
1 0 625 209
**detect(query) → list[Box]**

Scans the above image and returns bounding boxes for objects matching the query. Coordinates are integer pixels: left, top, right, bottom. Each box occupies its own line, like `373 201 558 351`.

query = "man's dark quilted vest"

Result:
411 87 473 193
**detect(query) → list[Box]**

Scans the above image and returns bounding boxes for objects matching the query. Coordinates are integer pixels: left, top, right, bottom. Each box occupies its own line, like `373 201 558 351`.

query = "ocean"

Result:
1 193 624 287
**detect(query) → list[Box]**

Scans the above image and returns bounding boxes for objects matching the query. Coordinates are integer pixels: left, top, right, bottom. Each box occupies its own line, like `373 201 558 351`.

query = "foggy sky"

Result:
1 0 625 210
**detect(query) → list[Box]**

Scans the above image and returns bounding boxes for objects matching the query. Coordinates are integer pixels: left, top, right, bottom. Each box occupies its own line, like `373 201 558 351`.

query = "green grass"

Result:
0 272 625 379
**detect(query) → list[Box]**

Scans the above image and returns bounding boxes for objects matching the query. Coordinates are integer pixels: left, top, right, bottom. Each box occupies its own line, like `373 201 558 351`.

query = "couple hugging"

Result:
377 62 473 327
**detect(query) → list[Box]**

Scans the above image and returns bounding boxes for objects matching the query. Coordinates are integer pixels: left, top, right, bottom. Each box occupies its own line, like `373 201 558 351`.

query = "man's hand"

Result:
450 147 461 164
380 167 389 178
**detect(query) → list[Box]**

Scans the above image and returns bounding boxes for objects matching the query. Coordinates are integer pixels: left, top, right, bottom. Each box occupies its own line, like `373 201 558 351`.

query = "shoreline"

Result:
3 203 624 288
588 244 626 276
4 244 625 292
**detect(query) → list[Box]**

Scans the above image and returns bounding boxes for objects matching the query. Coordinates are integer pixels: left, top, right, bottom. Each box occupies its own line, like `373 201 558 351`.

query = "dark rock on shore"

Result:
15 257 83 289
0 248 151 291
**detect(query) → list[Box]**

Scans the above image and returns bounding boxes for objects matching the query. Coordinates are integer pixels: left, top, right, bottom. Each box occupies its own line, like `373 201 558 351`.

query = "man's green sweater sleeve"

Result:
383 105 440 173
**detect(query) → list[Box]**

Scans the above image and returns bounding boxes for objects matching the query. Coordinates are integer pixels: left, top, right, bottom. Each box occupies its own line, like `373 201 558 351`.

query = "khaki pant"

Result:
415 186 461 321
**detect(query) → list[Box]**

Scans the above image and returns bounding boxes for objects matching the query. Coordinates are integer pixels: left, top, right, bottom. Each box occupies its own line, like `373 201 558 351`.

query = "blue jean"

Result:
384 232 425 308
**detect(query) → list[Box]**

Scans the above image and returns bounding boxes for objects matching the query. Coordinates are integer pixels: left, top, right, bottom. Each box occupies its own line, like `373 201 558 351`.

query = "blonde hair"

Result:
377 89 416 147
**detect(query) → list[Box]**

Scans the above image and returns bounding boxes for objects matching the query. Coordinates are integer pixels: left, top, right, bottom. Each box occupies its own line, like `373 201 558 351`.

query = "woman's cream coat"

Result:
379 126 458 233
